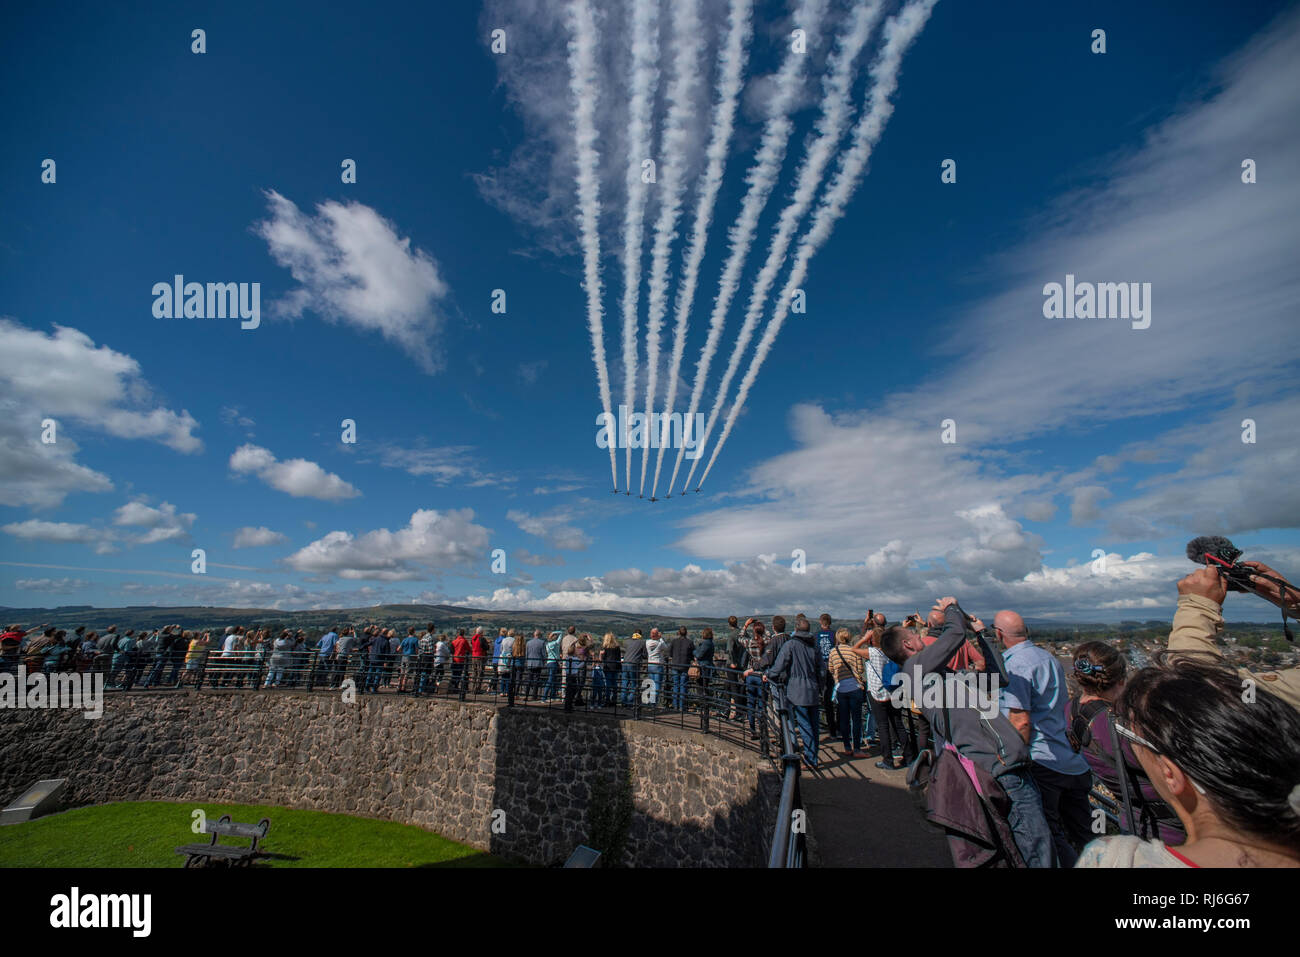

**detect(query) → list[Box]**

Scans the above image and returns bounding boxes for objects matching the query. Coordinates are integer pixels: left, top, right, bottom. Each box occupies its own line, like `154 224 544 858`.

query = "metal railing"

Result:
767 699 807 868
23 648 784 756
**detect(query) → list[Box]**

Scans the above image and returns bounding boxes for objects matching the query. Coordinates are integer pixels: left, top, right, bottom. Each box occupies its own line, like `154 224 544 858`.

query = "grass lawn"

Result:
0 801 508 868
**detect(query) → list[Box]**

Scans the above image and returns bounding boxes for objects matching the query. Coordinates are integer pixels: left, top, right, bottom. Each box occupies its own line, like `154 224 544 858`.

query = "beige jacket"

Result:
1168 594 1300 710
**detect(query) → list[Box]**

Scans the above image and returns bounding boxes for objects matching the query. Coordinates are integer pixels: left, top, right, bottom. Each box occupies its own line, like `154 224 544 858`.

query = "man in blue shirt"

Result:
316 627 338 687
995 609 1094 868
399 627 421 692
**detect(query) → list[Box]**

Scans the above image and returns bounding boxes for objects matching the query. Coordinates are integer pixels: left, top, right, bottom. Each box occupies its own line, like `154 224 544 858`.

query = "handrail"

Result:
767 699 806 868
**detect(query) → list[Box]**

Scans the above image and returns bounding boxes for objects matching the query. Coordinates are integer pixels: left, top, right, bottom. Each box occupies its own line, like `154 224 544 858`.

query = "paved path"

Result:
800 734 951 867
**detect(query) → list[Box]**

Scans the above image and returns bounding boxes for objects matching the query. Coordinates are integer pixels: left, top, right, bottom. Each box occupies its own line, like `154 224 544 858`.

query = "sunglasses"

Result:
1113 720 1207 795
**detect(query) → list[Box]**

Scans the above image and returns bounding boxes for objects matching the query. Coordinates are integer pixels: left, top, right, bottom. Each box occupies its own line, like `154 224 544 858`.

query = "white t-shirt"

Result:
222 634 238 654
1075 836 1191 868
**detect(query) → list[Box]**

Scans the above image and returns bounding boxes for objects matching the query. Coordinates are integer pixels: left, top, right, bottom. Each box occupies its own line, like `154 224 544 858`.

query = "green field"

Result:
0 801 507 868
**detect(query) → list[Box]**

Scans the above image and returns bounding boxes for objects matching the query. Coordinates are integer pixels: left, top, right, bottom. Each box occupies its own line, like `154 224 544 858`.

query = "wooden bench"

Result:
175 814 271 868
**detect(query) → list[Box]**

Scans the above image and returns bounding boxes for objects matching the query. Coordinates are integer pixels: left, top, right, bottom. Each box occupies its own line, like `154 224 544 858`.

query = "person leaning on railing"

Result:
1170 563 1300 710
620 630 646 707
762 621 825 771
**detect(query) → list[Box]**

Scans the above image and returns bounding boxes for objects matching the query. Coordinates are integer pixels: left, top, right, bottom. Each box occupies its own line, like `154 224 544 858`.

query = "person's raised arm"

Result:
1168 567 1228 662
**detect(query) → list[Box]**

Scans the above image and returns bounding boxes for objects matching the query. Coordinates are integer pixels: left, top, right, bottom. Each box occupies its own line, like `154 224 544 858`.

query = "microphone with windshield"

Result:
1186 535 1295 641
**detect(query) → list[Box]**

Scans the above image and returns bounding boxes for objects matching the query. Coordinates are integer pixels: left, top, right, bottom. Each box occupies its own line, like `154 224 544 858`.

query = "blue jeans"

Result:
670 667 689 711
620 664 642 705
542 661 559 699
792 704 821 768
647 664 665 705
995 766 1056 868
745 675 766 730
837 687 865 751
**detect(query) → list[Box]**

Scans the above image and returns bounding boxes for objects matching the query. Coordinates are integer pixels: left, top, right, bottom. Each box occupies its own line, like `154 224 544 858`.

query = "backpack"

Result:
1066 694 1109 753
1066 694 1174 841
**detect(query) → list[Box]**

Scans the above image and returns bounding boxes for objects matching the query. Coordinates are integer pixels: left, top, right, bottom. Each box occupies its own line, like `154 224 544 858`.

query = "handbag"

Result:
832 646 864 691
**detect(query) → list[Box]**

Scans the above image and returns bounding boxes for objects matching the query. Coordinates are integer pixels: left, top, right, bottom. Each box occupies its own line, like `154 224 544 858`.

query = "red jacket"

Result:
452 636 471 663
922 634 986 672
471 634 488 657
1 629 25 658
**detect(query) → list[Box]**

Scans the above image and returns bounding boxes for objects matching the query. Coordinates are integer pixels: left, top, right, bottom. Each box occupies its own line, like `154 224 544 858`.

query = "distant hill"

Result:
0 603 731 637
0 604 1288 642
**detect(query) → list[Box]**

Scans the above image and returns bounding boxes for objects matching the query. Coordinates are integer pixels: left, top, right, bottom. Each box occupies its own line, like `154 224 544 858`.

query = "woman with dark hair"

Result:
1076 654 1300 867
1065 641 1184 845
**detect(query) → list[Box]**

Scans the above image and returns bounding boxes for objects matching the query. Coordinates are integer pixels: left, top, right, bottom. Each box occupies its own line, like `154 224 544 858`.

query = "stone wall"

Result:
0 691 779 866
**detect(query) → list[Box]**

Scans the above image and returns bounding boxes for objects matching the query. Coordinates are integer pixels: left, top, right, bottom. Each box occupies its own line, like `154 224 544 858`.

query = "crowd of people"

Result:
3 559 1297 870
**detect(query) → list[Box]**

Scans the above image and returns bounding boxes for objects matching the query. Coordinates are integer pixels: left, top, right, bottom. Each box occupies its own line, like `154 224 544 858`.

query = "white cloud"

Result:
229 443 360 501
232 525 289 549
254 191 450 372
450 544 1300 622
112 500 196 545
507 507 593 551
3 520 116 554
0 319 201 508
283 508 492 581
370 442 511 488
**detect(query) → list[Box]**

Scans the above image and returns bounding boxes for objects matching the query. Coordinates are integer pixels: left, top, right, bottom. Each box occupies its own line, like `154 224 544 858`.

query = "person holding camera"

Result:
882 597 1054 867
1171 563 1300 710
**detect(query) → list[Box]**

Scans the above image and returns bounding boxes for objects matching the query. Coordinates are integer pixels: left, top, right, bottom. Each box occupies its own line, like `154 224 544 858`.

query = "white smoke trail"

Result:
666 0 828 497
650 0 754 500
639 0 704 497
684 0 883 492
567 0 618 490
696 0 940 490
619 0 660 495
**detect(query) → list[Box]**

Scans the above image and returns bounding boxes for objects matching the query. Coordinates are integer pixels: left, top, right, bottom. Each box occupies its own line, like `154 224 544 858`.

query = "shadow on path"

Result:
800 736 950 867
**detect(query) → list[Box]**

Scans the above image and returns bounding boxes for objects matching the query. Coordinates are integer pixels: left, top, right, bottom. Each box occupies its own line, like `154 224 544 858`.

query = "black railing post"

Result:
305 650 318 691
700 666 710 735
196 648 209 690
759 690 770 759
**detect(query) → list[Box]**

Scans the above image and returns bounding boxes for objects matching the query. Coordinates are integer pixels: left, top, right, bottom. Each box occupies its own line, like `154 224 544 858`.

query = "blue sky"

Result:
1 0 1297 621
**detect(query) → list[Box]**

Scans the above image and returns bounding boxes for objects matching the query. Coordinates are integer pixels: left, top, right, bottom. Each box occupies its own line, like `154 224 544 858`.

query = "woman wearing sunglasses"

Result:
1076 654 1300 867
